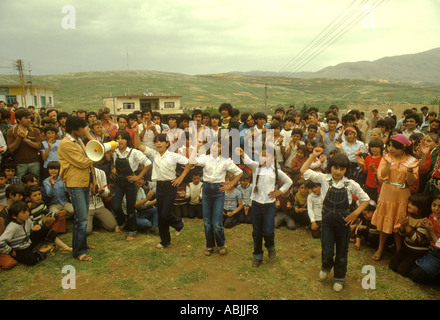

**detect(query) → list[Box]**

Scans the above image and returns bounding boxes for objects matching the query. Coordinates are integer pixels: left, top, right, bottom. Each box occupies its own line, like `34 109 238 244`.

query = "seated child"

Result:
88 168 119 235
0 171 7 205
0 179 18 271
1 184 26 228
290 145 308 181
223 173 243 228
292 179 311 227
42 161 74 218
389 193 431 278
122 171 158 234
409 195 440 285
307 181 323 238
27 185 67 234
174 181 188 218
353 201 380 251
0 201 71 266
236 171 253 224
21 172 49 204
40 125 61 181
275 183 295 230
3 163 20 185
185 173 203 219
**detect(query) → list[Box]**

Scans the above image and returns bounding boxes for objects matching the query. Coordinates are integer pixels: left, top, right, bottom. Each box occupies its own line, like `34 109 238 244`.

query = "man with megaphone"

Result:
58 116 101 262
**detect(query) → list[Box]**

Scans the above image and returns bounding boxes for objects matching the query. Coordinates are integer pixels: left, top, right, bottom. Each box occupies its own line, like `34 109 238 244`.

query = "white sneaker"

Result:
333 283 343 292
156 243 165 249
318 270 328 281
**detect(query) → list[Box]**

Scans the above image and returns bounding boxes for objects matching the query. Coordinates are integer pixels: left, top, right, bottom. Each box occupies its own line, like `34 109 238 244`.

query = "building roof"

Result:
102 95 182 99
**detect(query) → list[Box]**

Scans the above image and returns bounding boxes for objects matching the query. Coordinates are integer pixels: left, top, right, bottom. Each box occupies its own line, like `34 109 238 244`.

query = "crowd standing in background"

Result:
0 100 439 293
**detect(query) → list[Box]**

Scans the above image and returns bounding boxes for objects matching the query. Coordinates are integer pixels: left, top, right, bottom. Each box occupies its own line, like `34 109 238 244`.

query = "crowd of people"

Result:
0 100 439 293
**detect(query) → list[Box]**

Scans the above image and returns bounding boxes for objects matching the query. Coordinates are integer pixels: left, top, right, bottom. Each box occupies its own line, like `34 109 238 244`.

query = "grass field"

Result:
1 218 439 301
1 70 439 114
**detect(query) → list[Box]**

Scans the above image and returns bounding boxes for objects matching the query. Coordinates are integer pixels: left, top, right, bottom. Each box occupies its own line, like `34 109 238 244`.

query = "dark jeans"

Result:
136 207 159 230
321 209 351 284
66 187 90 258
156 181 184 246
202 183 226 249
112 178 137 236
251 201 276 261
389 245 426 278
15 225 58 266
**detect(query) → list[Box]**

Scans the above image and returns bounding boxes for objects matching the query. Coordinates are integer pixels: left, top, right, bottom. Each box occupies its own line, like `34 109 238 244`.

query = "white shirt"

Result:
280 128 292 145
307 192 323 223
113 147 152 172
143 148 189 181
138 122 161 150
341 139 367 163
282 140 305 167
196 154 242 184
89 168 109 210
243 154 292 204
303 169 370 205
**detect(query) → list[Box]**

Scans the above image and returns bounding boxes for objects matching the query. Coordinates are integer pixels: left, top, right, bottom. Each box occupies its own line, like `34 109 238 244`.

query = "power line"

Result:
287 0 388 74
276 0 389 77
277 0 363 75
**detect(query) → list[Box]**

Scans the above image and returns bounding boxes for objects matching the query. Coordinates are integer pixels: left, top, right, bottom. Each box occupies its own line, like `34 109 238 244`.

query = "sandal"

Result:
87 244 95 249
126 236 135 242
39 244 56 253
372 252 382 261
204 248 214 256
219 247 227 255
76 254 92 261
58 247 73 253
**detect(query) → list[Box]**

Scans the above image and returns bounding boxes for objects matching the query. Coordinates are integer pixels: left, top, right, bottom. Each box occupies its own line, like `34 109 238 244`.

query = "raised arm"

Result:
300 147 323 175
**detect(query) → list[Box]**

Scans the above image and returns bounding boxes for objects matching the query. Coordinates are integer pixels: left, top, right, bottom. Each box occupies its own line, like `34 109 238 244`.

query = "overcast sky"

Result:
1 0 439 76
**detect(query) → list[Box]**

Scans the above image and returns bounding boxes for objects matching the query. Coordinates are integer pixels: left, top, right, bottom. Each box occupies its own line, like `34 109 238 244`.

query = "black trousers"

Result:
156 181 184 246
15 225 58 266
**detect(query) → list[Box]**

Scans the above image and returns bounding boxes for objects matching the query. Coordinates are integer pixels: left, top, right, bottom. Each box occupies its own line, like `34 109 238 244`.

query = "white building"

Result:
0 84 56 108
102 94 184 118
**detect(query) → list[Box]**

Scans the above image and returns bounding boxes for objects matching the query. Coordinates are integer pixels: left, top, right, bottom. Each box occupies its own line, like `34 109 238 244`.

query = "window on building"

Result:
6 95 16 104
41 96 46 107
164 102 175 109
34 96 37 106
123 102 135 110
49 97 52 105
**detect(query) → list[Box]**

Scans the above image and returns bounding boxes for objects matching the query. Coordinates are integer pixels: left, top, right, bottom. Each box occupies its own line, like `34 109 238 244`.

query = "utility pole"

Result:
264 83 268 108
15 59 27 108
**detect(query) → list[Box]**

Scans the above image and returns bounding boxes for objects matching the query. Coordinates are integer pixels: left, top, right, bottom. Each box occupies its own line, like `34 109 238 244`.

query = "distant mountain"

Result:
231 48 440 85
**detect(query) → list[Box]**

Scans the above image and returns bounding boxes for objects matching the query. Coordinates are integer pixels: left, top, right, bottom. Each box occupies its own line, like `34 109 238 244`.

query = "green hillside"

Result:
1 70 439 113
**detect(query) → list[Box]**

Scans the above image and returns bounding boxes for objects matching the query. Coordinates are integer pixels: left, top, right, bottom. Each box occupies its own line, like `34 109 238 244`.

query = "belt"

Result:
384 180 408 189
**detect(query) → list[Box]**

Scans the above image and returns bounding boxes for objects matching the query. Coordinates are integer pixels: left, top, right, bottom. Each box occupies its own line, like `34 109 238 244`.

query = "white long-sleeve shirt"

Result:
196 154 242 184
113 147 152 172
243 154 292 204
143 148 189 181
185 182 203 204
307 192 323 223
303 169 370 205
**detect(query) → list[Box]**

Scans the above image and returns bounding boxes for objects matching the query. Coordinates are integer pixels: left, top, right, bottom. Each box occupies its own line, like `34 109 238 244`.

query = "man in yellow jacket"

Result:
58 116 95 261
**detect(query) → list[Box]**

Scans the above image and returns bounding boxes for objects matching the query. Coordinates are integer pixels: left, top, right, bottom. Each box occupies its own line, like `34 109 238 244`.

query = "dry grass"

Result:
1 218 439 300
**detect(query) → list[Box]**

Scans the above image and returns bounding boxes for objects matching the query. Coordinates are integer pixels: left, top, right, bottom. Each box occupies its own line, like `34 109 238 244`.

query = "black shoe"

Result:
252 259 262 268
36 251 47 262
268 248 276 259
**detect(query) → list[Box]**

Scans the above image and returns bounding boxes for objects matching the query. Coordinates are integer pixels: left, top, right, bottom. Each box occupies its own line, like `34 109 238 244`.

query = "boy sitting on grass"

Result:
43 161 74 219
0 201 71 266
27 185 67 234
